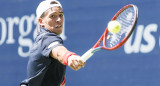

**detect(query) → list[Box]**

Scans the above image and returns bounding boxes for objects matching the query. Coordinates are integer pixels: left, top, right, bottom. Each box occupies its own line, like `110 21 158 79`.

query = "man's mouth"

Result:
55 25 62 28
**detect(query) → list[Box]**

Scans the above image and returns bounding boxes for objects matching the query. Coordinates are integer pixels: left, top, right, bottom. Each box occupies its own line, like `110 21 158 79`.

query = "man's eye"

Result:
51 15 55 18
59 14 63 17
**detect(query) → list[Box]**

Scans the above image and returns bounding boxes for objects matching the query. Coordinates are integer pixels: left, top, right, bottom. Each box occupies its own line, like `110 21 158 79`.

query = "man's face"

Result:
39 6 64 35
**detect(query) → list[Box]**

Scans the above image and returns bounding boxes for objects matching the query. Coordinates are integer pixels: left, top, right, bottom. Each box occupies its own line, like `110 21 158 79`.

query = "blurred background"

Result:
0 0 160 86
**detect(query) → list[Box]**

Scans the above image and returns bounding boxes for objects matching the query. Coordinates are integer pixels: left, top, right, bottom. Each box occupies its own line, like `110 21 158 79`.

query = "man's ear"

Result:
38 18 45 27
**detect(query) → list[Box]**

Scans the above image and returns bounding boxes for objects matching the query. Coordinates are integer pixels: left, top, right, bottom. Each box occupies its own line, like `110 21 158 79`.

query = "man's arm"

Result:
50 46 85 70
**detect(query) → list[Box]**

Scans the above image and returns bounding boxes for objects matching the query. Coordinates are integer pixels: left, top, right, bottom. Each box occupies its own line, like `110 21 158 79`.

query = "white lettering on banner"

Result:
0 18 7 45
140 24 157 53
18 14 35 57
124 24 158 54
124 25 144 54
0 14 67 58
6 17 19 44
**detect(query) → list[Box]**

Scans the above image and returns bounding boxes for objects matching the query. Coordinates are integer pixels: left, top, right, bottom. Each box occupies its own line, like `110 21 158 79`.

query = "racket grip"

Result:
80 49 94 62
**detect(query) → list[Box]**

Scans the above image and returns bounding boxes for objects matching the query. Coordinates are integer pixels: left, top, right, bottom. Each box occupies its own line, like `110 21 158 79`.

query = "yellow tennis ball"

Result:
108 20 121 34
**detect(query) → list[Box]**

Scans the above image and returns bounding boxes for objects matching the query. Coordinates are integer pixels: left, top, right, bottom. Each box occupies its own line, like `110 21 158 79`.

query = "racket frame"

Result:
81 4 138 62
93 4 138 51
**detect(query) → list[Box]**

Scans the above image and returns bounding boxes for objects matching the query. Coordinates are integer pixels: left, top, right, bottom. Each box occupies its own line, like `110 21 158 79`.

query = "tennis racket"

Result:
80 4 138 62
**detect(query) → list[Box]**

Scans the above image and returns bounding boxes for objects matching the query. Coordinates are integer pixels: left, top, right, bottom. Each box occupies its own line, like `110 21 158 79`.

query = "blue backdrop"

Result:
0 0 160 86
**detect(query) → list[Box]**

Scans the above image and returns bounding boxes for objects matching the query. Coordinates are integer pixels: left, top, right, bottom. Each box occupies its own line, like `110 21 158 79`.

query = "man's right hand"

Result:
68 55 86 71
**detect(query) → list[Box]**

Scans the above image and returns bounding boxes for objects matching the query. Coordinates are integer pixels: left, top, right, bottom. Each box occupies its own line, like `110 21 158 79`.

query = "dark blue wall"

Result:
0 0 160 86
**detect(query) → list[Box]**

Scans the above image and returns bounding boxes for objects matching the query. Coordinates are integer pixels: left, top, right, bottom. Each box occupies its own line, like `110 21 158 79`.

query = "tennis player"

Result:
20 0 85 86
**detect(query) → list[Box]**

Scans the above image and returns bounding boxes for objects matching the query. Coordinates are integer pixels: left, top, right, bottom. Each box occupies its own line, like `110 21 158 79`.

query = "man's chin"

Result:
55 31 62 35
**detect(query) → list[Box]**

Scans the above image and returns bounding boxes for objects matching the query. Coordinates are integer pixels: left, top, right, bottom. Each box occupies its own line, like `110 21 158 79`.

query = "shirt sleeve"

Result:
41 33 63 58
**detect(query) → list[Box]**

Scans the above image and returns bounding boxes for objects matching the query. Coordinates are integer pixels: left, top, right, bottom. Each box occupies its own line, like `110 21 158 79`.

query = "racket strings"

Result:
109 34 121 47
107 7 136 48
118 7 135 35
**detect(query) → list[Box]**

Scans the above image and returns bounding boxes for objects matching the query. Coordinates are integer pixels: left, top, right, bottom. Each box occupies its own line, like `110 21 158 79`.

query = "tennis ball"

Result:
108 20 121 34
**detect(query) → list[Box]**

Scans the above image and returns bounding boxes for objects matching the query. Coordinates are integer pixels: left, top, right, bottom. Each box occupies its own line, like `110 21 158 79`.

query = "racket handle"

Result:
80 49 94 62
